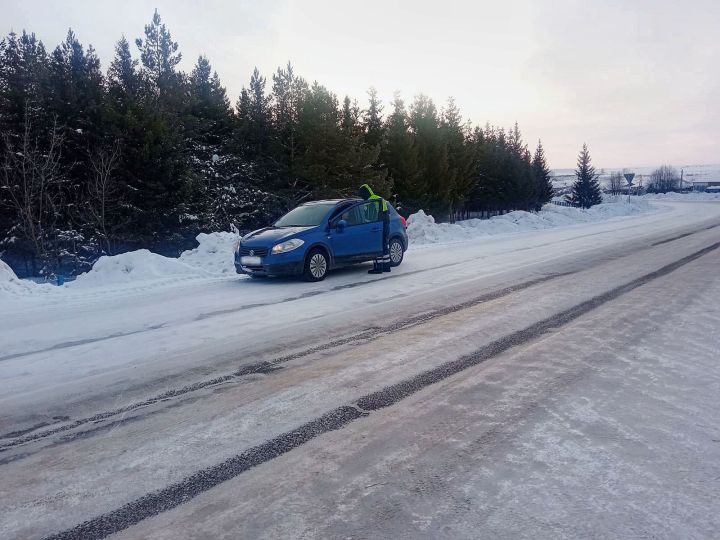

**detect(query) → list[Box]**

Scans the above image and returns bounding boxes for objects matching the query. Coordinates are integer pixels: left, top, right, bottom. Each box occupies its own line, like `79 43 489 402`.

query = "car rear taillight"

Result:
400 215 407 228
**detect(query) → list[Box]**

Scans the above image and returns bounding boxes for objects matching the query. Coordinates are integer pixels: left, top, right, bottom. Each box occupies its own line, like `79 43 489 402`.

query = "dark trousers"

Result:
374 212 391 271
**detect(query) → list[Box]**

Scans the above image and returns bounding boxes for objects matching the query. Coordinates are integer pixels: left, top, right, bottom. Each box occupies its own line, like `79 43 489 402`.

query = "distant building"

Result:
690 180 720 192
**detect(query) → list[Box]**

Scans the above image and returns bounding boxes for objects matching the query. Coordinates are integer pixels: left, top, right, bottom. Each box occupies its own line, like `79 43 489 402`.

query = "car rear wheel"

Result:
389 238 404 267
303 248 328 281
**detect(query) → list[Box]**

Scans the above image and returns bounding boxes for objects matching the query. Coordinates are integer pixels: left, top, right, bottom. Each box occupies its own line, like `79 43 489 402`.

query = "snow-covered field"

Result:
551 163 720 189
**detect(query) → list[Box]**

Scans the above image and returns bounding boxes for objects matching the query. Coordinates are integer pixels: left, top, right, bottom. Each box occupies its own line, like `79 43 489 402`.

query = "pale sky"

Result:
3 0 718 168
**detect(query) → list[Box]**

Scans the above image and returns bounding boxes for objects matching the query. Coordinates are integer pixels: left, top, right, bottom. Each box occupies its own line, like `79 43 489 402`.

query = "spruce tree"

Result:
568 143 602 208
188 55 231 147
441 97 472 220
532 140 553 210
505 123 537 211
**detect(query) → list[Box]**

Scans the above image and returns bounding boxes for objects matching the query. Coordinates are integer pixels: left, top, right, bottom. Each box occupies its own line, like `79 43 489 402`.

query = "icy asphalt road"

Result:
1 201 720 539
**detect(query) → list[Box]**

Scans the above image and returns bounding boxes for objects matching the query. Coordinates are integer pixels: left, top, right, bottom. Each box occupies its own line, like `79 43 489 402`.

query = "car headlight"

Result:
272 238 304 254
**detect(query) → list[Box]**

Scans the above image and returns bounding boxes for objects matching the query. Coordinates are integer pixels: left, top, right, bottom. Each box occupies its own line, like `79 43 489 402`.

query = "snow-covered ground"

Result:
1 198 720 539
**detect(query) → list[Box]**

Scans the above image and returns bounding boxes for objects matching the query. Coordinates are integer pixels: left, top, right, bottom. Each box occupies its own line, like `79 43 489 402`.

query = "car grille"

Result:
239 246 269 257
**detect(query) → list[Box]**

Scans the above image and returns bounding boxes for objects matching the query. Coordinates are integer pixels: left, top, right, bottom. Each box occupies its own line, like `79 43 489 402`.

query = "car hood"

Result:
242 226 315 245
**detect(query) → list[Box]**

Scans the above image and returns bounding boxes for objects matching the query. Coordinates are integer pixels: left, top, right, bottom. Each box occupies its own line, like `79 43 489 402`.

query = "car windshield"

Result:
274 203 336 227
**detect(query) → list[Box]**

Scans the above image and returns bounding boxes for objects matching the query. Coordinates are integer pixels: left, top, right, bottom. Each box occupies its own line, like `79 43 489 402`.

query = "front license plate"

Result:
241 256 262 266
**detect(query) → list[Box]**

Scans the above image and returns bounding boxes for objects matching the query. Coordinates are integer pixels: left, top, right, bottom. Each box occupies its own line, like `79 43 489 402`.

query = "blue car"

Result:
234 198 409 281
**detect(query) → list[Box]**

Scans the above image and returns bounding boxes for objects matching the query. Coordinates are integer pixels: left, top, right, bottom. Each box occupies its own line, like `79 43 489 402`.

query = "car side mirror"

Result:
336 219 347 232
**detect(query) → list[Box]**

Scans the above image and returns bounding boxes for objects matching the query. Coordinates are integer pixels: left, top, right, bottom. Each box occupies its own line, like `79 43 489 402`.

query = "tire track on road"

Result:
0 273 566 455
45 240 720 540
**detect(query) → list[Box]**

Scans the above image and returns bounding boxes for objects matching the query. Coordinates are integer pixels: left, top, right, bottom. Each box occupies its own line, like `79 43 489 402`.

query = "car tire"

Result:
303 248 329 281
389 237 404 267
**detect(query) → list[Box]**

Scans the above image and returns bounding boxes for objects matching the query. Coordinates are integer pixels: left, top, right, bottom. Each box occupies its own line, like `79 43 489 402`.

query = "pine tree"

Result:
532 140 553 210
272 62 307 181
363 87 384 148
341 95 359 135
568 143 602 208
409 94 448 215
107 36 139 108
0 31 49 140
126 11 190 247
135 9 181 104
294 82 386 197
189 55 230 143
383 93 419 213
246 67 272 154
47 29 105 152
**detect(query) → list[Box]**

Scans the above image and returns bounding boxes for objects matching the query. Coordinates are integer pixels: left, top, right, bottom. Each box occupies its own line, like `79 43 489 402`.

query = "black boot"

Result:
368 262 383 274
383 262 391 272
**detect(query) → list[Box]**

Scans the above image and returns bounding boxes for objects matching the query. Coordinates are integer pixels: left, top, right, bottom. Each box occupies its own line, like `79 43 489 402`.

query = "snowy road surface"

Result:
1 201 720 539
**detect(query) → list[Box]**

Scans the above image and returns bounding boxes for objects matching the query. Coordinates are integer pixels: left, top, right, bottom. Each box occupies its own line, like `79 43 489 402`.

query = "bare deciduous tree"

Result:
608 171 624 195
647 165 680 193
0 111 64 274
85 142 123 255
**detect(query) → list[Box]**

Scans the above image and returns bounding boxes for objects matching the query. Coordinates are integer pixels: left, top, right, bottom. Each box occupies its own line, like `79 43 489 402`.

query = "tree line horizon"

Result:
2 9 602 278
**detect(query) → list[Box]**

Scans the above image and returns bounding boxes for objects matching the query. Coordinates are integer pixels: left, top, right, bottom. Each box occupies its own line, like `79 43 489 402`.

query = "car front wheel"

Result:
389 238 404 267
303 248 329 281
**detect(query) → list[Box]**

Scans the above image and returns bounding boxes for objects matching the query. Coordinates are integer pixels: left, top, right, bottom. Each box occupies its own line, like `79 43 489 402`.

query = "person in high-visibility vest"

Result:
358 183 391 274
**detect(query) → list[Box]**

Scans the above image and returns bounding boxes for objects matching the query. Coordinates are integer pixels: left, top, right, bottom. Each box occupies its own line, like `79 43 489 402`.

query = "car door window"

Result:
361 201 380 223
341 206 363 226
337 202 380 227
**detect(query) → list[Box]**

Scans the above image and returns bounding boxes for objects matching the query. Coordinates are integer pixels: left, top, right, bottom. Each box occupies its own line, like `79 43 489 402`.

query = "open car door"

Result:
329 201 383 263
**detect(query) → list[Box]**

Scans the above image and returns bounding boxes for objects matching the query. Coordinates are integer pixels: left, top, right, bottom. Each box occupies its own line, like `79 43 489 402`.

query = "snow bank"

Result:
0 259 43 298
178 232 239 275
407 199 652 246
71 232 239 289
70 249 207 288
